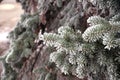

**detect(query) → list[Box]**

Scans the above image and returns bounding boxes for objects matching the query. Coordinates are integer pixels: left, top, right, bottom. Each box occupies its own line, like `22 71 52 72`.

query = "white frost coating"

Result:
42 15 120 79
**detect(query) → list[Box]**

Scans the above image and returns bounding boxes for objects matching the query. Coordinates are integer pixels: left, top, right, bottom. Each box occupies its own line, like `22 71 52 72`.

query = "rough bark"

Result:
3 0 120 80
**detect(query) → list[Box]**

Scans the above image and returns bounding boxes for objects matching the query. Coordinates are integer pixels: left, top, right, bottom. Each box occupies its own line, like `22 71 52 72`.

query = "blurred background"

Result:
0 0 23 75
0 0 23 55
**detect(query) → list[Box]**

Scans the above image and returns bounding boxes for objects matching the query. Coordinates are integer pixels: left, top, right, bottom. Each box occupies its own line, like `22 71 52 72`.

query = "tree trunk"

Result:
1 0 120 80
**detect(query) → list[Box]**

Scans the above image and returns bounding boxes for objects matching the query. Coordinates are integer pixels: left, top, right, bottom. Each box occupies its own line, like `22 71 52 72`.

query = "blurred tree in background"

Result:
0 0 120 80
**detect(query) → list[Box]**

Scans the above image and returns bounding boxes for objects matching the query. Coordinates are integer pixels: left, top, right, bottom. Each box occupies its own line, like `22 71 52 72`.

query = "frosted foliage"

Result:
58 26 74 35
87 16 109 26
83 16 120 49
61 61 70 75
109 21 120 33
82 23 111 42
50 52 64 63
68 55 76 65
42 26 88 77
42 15 120 79
107 64 117 80
76 65 85 79
97 51 107 66
43 33 60 46
79 43 95 53
82 24 111 42
76 54 86 65
103 33 118 50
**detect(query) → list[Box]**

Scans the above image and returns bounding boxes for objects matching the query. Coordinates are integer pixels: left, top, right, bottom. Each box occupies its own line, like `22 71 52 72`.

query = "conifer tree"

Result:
0 0 120 80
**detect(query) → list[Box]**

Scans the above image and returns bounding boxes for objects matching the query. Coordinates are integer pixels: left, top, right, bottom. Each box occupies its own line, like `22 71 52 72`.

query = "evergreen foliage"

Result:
0 0 120 80
0 12 39 80
42 15 120 79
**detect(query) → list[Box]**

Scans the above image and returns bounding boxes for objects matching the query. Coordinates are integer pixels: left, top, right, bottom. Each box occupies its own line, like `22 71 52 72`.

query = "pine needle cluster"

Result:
42 15 120 79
